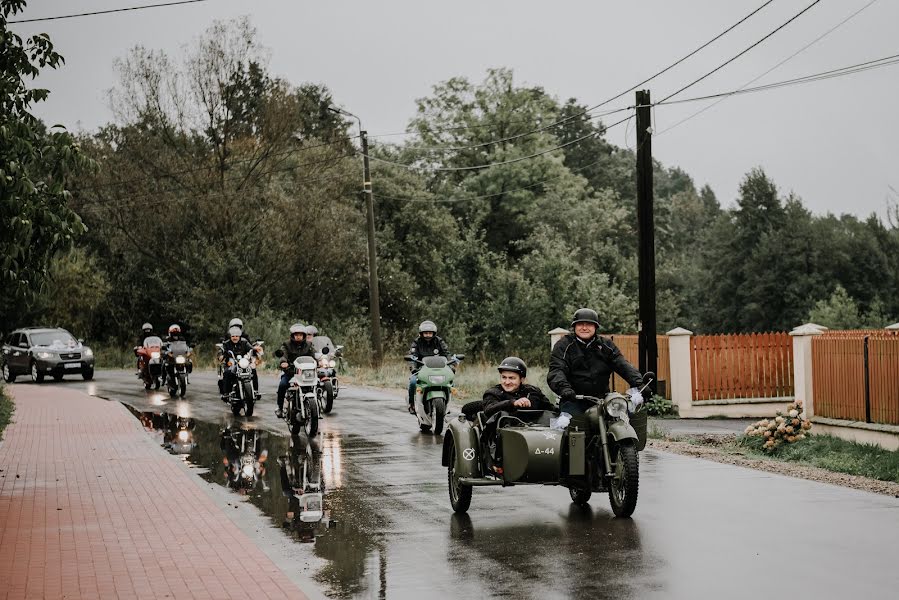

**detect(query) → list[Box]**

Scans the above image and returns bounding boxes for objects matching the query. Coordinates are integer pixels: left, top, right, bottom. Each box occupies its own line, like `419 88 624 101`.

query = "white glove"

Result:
550 412 572 430
626 387 644 410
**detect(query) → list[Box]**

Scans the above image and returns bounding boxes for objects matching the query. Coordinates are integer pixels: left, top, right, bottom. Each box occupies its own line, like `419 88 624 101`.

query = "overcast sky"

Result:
12 0 899 219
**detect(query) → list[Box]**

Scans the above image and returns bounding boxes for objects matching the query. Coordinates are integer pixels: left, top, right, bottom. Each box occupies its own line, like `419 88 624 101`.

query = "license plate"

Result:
64 362 81 369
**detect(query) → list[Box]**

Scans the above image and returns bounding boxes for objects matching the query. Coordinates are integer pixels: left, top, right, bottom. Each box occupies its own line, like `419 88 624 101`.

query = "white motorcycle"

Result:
277 352 320 437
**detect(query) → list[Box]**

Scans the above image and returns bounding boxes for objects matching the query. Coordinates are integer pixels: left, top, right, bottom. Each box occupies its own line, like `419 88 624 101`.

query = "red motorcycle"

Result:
135 336 163 390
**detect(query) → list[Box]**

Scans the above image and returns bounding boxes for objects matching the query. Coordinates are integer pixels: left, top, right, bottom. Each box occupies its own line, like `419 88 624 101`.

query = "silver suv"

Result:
1 327 95 383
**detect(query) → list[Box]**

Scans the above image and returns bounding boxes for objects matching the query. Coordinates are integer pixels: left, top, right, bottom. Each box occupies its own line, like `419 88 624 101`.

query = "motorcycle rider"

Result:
219 326 263 400
407 320 451 414
276 323 315 419
135 322 155 372
547 308 643 417
227 317 253 344
162 324 189 385
481 357 554 472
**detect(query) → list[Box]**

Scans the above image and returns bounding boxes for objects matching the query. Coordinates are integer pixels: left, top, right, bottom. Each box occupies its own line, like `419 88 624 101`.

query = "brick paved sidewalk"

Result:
0 385 307 600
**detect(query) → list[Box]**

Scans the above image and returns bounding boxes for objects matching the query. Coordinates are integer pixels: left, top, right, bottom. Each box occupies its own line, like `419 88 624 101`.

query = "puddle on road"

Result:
127 406 392 599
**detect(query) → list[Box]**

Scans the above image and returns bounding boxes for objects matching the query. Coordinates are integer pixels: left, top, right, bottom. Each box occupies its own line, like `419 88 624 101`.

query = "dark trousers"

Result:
277 372 291 409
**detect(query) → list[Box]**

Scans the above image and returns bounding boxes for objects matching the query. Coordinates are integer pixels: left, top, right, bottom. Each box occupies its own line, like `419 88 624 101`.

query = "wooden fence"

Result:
812 332 899 425
690 333 794 401
607 335 671 399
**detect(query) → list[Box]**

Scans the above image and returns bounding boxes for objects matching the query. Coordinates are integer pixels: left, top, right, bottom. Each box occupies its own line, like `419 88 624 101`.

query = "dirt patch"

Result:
648 437 899 498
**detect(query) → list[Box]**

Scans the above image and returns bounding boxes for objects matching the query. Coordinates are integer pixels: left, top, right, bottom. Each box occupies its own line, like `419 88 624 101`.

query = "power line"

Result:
657 0 823 105
368 1 776 147
8 0 210 23
657 0 881 136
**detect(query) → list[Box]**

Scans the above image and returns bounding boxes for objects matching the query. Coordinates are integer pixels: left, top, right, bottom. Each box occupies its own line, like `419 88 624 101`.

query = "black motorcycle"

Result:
162 340 192 398
222 342 264 417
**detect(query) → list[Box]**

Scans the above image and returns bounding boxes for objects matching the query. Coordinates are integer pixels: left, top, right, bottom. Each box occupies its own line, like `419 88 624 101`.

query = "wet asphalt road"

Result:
21 370 899 599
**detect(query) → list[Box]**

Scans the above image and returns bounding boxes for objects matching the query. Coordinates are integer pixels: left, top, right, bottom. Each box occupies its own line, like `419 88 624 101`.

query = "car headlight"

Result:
606 397 629 419
238 357 250 369
36 351 53 359
175 356 186 364
429 375 446 384
151 351 160 359
83 347 93 357
329 360 336 368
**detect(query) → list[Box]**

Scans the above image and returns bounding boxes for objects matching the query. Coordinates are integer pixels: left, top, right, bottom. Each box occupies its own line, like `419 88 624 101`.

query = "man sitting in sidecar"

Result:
477 357 554 474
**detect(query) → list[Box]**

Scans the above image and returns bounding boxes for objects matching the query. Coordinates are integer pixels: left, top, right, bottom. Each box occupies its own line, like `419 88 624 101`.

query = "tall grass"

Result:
0 384 14 440
344 360 555 403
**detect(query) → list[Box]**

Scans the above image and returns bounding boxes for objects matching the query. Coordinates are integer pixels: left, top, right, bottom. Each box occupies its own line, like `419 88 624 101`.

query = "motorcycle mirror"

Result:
78 338 84 344
456 354 466 360
403 355 414 362
274 349 284 358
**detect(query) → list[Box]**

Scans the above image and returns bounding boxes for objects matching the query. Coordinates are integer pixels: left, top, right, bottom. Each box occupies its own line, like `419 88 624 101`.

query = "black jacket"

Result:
222 338 253 360
482 383 554 417
409 335 450 370
547 334 642 398
278 339 314 371
138 332 156 346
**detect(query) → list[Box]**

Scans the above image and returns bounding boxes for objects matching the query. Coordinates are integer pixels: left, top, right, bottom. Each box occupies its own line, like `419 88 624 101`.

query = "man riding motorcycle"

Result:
136 322 155 372
407 320 451 414
276 323 315 419
219 326 263 400
227 317 253 344
547 308 644 417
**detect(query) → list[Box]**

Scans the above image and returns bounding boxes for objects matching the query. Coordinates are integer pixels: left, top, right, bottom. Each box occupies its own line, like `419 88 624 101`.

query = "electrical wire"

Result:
656 0 823 105
657 0 881 135
367 0 777 145
8 0 210 23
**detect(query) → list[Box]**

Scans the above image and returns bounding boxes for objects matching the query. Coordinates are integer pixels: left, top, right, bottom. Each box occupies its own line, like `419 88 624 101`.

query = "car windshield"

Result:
30 331 77 348
143 336 163 347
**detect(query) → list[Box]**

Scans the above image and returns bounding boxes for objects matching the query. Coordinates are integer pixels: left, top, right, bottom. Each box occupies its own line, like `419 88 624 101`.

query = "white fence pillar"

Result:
548 327 569 351
666 327 693 416
790 324 824 418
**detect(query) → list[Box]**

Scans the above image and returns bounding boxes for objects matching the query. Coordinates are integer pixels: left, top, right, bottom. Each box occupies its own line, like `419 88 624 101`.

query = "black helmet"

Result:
497 356 527 377
570 308 600 328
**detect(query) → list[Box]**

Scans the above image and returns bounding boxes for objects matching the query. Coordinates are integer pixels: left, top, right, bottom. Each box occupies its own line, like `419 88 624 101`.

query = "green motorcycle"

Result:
442 373 653 517
404 353 464 435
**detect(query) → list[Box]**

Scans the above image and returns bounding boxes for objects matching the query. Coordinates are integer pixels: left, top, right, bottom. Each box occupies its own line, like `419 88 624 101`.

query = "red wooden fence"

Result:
606 335 670 399
690 333 794 401
812 331 899 425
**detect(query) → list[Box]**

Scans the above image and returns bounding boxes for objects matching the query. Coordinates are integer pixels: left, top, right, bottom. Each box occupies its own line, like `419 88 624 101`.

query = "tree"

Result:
1 1 92 332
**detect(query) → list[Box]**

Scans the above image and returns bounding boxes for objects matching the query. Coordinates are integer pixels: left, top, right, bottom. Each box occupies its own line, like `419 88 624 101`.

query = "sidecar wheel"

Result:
569 486 592 505
447 438 472 513
608 440 639 518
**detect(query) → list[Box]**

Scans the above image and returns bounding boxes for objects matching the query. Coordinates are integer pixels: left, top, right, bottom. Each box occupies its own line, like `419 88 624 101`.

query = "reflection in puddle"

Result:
127 407 390 599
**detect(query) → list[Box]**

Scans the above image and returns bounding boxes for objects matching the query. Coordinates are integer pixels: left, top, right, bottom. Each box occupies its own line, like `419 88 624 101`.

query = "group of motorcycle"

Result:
135 336 193 398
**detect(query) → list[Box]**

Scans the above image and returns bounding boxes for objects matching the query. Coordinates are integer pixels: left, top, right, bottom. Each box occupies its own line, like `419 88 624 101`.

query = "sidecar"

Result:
442 402 645 515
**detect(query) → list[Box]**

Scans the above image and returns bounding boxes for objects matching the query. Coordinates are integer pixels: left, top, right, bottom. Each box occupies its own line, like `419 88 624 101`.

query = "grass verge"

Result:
738 433 899 483
0 384 14 441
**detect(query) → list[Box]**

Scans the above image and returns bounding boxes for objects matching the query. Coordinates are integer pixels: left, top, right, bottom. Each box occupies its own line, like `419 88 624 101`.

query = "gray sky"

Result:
13 0 899 219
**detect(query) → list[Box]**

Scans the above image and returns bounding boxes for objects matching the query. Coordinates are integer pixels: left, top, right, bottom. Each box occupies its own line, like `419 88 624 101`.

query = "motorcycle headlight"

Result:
318 359 329 368
429 375 446 384
606 397 629 419
83 347 93 357
178 430 189 442
242 464 254 477
175 356 186 364
329 360 336 368
151 351 160 359
36 351 53 359
238 357 250 369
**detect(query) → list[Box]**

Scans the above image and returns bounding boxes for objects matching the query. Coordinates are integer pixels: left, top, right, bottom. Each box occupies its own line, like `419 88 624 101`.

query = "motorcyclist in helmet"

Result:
226 317 253 344
137 323 155 346
219 326 263 400
305 325 317 346
275 323 315 418
547 308 643 417
480 357 554 472
407 320 451 414
164 323 187 344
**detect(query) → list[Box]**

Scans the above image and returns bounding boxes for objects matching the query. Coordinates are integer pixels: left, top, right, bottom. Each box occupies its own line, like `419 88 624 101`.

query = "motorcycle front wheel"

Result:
433 397 446 435
608 440 639 517
241 381 255 416
178 373 187 398
303 396 319 437
322 381 334 414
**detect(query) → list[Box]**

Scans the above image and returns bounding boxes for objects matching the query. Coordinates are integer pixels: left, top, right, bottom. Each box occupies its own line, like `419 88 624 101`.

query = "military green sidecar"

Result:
441 392 647 517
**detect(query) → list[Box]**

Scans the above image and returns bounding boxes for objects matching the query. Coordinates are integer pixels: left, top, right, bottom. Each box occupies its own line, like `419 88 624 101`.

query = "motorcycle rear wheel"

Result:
608 441 639 518
322 381 334 414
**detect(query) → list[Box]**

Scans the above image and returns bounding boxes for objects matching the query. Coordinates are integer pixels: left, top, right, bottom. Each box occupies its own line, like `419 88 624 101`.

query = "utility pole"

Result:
328 106 383 366
635 90 658 389
359 129 383 366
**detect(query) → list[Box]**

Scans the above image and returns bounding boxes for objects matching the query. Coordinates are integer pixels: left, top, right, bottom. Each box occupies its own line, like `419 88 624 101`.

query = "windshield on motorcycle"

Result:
423 356 448 369
312 336 334 353
294 356 317 369
143 336 163 348
169 340 190 355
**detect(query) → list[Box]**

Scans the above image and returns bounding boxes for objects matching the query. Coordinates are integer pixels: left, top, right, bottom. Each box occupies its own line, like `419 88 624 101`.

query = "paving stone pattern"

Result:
0 386 306 600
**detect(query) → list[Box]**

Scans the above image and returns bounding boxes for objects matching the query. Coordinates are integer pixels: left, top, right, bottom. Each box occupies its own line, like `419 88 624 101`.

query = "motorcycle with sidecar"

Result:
404 353 464 435
442 374 653 517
